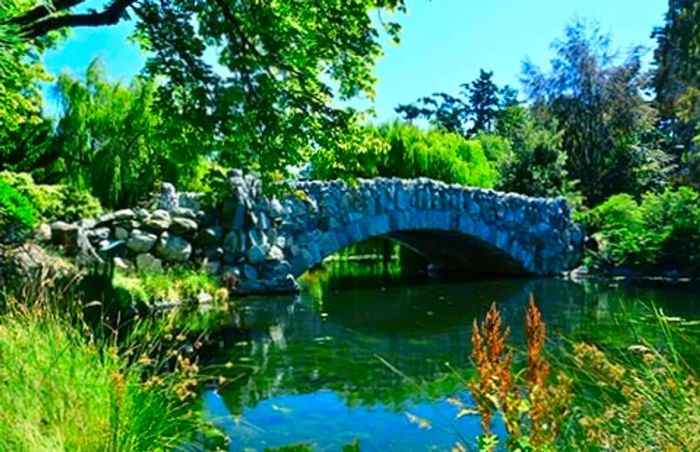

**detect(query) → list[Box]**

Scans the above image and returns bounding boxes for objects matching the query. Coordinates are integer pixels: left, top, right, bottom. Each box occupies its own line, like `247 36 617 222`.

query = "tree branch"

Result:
9 0 86 27
20 0 138 39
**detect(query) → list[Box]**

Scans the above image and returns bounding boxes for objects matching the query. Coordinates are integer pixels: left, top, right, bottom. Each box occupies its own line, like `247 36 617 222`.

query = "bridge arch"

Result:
214 176 584 293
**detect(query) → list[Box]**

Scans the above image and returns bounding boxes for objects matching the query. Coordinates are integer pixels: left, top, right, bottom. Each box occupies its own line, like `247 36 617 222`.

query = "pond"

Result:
200 262 700 451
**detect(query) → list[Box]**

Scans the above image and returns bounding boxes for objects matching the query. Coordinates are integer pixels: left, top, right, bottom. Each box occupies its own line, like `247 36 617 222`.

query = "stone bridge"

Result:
165 172 582 293
69 171 583 294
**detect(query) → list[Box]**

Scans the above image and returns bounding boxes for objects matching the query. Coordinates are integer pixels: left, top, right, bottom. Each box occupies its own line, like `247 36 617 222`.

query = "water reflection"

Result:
201 264 700 451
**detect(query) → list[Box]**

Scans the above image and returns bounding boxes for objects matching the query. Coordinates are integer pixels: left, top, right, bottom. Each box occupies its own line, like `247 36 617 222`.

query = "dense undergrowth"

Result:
577 187 700 274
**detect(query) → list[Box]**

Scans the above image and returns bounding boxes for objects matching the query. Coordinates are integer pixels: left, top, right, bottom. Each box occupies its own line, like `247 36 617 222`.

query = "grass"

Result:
112 267 226 308
0 287 208 451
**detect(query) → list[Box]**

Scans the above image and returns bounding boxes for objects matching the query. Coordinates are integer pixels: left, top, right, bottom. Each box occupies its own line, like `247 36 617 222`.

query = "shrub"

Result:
0 177 37 243
0 171 102 223
577 187 700 272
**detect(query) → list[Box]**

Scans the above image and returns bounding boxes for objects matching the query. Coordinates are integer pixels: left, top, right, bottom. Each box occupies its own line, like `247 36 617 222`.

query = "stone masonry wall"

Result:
49 170 584 294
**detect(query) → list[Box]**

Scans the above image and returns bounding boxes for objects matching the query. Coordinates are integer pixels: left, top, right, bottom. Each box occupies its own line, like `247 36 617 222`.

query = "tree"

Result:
395 69 514 137
494 106 571 198
50 59 210 208
523 21 667 205
0 1 54 152
466 69 500 133
652 0 700 187
5 0 408 182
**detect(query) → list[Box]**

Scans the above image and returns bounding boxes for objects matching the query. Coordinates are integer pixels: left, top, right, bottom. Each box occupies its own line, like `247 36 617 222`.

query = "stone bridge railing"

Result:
50 171 583 294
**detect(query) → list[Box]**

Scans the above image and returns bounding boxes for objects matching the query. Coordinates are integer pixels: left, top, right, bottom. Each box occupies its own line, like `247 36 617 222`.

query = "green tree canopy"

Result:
523 20 668 205
6 0 408 181
652 0 700 187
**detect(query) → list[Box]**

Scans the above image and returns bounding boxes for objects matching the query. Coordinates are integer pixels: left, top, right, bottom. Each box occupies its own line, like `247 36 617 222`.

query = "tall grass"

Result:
0 283 205 451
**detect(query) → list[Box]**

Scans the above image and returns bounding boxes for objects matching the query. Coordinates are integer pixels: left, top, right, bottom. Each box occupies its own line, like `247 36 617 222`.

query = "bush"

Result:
312 123 498 187
577 187 700 272
0 171 102 223
0 178 38 243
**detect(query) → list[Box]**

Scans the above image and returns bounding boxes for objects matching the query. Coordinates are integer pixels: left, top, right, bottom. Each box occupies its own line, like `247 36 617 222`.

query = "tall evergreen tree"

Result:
465 69 500 133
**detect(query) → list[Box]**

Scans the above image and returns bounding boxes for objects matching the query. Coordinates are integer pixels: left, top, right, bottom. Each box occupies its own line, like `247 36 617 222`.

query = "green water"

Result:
202 263 700 451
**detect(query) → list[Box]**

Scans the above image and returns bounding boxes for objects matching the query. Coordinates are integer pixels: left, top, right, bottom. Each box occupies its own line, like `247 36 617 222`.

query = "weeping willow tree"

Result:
52 59 209 208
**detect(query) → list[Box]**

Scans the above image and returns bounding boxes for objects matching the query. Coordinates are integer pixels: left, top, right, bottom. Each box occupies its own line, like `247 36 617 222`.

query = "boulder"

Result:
247 244 269 264
171 207 196 220
170 217 198 236
50 221 79 248
143 210 172 232
113 209 136 221
126 230 158 253
114 227 130 241
136 253 163 274
154 232 192 262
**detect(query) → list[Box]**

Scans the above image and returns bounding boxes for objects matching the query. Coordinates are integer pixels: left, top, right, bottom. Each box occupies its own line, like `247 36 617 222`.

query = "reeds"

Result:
466 296 700 451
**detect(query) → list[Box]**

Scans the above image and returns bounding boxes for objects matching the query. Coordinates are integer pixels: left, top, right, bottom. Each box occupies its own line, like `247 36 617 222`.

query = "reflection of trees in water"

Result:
203 271 700 415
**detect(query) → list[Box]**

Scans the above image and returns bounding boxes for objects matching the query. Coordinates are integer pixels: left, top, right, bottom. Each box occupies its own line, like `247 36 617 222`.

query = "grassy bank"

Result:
0 292 208 451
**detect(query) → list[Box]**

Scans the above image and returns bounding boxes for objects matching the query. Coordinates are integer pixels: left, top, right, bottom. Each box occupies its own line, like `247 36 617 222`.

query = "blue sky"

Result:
43 0 668 121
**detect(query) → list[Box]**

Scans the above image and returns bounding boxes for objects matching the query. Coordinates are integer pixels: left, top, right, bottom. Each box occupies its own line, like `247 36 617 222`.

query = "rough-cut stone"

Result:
113 256 133 270
77 171 583 295
205 260 222 274
114 227 129 241
170 217 198 235
159 183 178 210
36 223 52 242
154 232 192 262
126 230 157 253
171 206 196 220
143 210 172 232
266 245 285 261
114 209 136 221
247 244 269 264
50 221 79 248
136 253 163 274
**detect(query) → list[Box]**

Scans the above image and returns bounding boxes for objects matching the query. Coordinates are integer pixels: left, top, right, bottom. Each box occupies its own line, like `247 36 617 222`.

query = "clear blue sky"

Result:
43 0 668 120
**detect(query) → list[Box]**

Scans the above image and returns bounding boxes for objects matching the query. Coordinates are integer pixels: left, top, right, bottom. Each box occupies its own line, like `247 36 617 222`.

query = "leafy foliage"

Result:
523 20 668 204
131 0 407 181
652 0 700 188
51 59 211 208
577 187 700 272
0 177 37 244
494 106 572 198
0 1 55 159
312 123 498 187
0 171 102 223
